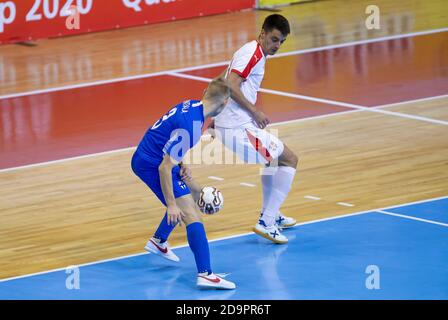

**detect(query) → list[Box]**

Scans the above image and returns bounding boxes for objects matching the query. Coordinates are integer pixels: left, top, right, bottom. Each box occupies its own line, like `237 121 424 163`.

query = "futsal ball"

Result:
197 187 224 214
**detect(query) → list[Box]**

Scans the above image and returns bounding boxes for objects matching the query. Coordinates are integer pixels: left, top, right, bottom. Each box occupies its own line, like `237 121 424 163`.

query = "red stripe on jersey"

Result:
245 129 273 162
232 43 263 79
230 68 244 78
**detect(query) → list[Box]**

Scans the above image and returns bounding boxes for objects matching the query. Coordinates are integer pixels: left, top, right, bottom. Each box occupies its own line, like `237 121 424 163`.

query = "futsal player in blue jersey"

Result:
131 77 235 289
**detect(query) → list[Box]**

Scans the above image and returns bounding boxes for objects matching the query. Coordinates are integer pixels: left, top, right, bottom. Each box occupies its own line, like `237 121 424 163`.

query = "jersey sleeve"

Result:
230 43 263 80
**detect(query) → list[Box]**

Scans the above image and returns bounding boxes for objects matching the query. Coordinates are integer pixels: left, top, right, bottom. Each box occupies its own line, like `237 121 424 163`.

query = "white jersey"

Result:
214 40 266 128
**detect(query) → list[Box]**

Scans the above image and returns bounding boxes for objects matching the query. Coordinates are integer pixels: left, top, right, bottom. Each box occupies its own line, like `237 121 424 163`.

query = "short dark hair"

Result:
262 14 290 36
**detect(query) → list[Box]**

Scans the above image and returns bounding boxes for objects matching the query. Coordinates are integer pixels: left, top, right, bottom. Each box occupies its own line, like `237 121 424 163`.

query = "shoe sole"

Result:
278 222 297 229
144 245 180 262
252 227 288 244
197 283 236 290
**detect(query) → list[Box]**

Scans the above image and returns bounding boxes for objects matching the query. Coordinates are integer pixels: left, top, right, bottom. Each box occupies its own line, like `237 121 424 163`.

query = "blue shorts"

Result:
131 152 191 206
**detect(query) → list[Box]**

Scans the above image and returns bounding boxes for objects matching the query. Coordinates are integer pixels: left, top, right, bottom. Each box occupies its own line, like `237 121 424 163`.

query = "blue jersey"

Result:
136 100 204 166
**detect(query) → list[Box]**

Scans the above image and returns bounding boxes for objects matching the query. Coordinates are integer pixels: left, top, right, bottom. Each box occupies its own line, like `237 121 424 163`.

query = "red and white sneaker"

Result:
144 238 180 262
275 213 297 229
197 273 236 290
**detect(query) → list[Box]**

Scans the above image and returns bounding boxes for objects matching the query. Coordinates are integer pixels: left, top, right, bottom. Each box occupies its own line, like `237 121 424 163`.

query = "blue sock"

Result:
186 222 212 274
153 212 175 243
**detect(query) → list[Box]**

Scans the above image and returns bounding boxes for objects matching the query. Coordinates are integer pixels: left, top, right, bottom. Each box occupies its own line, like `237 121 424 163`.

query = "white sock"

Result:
261 166 275 213
260 166 296 226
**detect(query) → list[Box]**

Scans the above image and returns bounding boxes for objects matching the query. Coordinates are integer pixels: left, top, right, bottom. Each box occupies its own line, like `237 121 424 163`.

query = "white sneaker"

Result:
275 213 297 229
144 238 180 262
197 273 236 290
253 220 288 244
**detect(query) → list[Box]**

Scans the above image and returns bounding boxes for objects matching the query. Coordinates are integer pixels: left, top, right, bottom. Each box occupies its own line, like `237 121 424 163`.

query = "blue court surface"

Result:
1 196 447 300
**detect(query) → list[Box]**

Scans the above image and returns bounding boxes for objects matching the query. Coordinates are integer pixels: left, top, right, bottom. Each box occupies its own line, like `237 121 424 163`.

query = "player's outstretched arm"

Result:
179 163 202 203
159 154 185 226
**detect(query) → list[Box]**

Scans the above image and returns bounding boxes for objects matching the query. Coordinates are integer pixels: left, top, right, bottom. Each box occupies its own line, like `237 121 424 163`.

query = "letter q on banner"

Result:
0 1 16 33
123 0 177 12
123 0 143 12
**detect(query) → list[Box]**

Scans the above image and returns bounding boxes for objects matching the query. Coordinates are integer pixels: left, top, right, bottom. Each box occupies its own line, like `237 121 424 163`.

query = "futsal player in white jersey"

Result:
214 14 298 244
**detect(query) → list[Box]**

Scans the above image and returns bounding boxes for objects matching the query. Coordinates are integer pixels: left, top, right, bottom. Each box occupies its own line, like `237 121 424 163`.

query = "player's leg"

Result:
214 125 291 243
262 144 298 229
131 153 181 261
144 211 180 262
152 211 175 244
176 194 236 290
244 127 296 243
150 164 193 247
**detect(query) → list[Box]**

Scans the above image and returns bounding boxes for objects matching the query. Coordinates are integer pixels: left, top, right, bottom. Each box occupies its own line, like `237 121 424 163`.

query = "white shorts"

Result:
214 122 284 165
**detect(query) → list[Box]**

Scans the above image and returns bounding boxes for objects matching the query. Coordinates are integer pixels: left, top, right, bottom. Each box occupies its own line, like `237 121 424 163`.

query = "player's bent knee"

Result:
290 152 299 168
278 147 299 168
183 211 202 225
175 194 203 225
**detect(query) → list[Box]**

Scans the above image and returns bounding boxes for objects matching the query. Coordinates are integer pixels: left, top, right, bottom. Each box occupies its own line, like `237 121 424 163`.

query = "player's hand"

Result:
167 204 184 226
253 110 270 129
180 165 193 184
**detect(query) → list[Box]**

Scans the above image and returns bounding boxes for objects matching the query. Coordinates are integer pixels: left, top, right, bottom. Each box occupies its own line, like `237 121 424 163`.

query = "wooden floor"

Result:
1 0 448 279
1 99 447 279
1 0 447 95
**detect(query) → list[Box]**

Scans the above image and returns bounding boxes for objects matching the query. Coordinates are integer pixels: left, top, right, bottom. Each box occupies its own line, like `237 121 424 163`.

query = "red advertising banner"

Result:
0 0 255 44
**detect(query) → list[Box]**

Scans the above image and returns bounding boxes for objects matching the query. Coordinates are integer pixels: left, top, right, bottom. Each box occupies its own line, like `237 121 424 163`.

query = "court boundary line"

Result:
0 147 137 173
1 90 447 173
372 93 448 109
271 27 448 59
0 109 360 173
377 210 448 227
1 27 447 100
1 195 446 283
168 72 448 126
